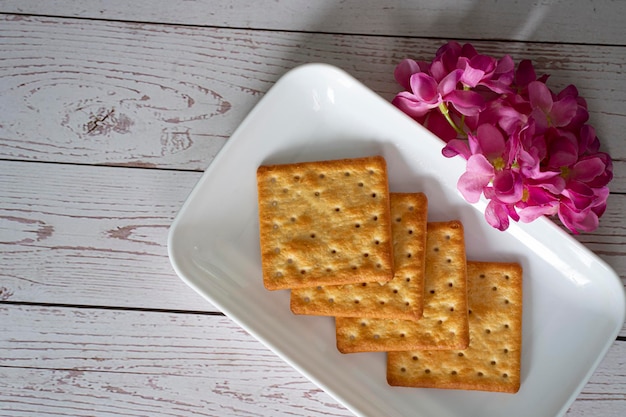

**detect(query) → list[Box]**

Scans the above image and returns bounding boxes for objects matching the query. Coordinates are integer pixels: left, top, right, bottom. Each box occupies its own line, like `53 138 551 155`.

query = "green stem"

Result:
438 102 466 137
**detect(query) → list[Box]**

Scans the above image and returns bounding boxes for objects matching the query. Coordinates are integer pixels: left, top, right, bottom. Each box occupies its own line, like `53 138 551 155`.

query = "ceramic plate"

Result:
168 63 625 417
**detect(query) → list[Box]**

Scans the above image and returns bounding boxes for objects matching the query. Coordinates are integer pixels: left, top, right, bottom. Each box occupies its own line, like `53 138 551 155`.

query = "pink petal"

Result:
504 129 521 166
514 59 537 88
437 42 462 74
557 85 589 130
457 154 494 203
569 106 590 131
586 152 613 188
522 185 560 206
562 181 594 210
394 59 422 91
471 54 497 76
528 81 553 112
429 60 447 82
436 41 461 58
571 156 607 182
530 108 550 133
442 139 471 159
392 92 438 118
481 55 515 94
557 84 579 100
518 204 558 223
579 124 600 154
484 199 513 231
459 58 486 87
558 200 599 234
409 73 440 103
547 133 579 168
483 99 526 134
475 124 506 159
528 173 566 194
445 90 485 116
425 110 460 142
467 131 480 155
438 69 463 95
459 55 495 87
495 55 515 77
517 148 541 178
590 186 610 217
493 170 523 204
550 96 578 127
460 42 478 59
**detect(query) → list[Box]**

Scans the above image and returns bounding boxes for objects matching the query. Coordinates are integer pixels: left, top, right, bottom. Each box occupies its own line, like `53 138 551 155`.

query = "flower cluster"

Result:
392 41 613 233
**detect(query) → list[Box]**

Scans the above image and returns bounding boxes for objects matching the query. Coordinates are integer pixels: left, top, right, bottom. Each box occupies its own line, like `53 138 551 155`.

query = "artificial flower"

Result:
392 41 613 233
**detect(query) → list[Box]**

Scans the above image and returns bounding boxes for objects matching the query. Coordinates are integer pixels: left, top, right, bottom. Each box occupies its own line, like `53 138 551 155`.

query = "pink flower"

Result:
557 184 609 233
517 185 559 223
528 81 579 133
484 193 520 231
392 41 613 233
392 70 484 118
457 153 494 203
560 88 590 131
459 54 515 94
457 124 523 205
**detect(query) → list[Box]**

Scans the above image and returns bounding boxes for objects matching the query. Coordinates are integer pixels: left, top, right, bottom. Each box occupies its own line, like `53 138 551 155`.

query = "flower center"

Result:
560 166 570 179
492 156 505 171
521 188 529 202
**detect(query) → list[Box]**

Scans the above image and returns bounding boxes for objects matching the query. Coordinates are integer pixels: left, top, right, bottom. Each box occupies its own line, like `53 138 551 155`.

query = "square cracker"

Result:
335 220 469 353
257 155 394 290
387 261 523 393
290 192 428 320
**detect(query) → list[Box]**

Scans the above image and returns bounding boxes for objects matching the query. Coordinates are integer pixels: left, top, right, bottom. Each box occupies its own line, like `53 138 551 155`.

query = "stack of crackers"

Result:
256 155 523 393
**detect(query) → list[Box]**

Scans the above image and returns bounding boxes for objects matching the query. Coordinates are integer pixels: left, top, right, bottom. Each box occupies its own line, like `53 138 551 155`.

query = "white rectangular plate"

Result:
168 63 625 417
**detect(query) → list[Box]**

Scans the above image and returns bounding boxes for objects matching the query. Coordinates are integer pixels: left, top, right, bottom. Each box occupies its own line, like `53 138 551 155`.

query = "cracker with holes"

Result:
335 220 469 353
290 192 428 320
257 155 394 290
387 261 523 393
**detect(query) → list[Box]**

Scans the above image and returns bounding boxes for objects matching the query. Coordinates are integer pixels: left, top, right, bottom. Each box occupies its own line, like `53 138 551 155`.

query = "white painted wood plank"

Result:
0 305 294 379
0 304 354 417
0 160 212 311
0 367 355 417
0 0 624 45
2 159 625 336
0 15 625 171
0 304 623 417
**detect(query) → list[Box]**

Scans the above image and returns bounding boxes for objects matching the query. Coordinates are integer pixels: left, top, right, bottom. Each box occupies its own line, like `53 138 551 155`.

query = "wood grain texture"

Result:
0 160 212 311
0 15 625 173
0 4 624 416
0 367 355 417
0 304 356 417
1 0 625 45
0 304 623 417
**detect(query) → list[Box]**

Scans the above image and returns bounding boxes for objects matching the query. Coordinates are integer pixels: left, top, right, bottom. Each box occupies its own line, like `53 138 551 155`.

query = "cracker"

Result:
387 261 523 393
290 192 427 320
257 156 394 290
335 220 469 353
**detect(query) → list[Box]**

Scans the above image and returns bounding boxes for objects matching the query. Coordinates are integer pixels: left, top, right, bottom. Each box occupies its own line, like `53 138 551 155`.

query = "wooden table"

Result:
1 1 625 416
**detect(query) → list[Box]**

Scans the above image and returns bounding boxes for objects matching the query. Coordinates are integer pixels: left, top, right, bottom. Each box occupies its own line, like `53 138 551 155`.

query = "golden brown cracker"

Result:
257 156 394 290
387 261 523 393
290 192 427 320
335 220 469 353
